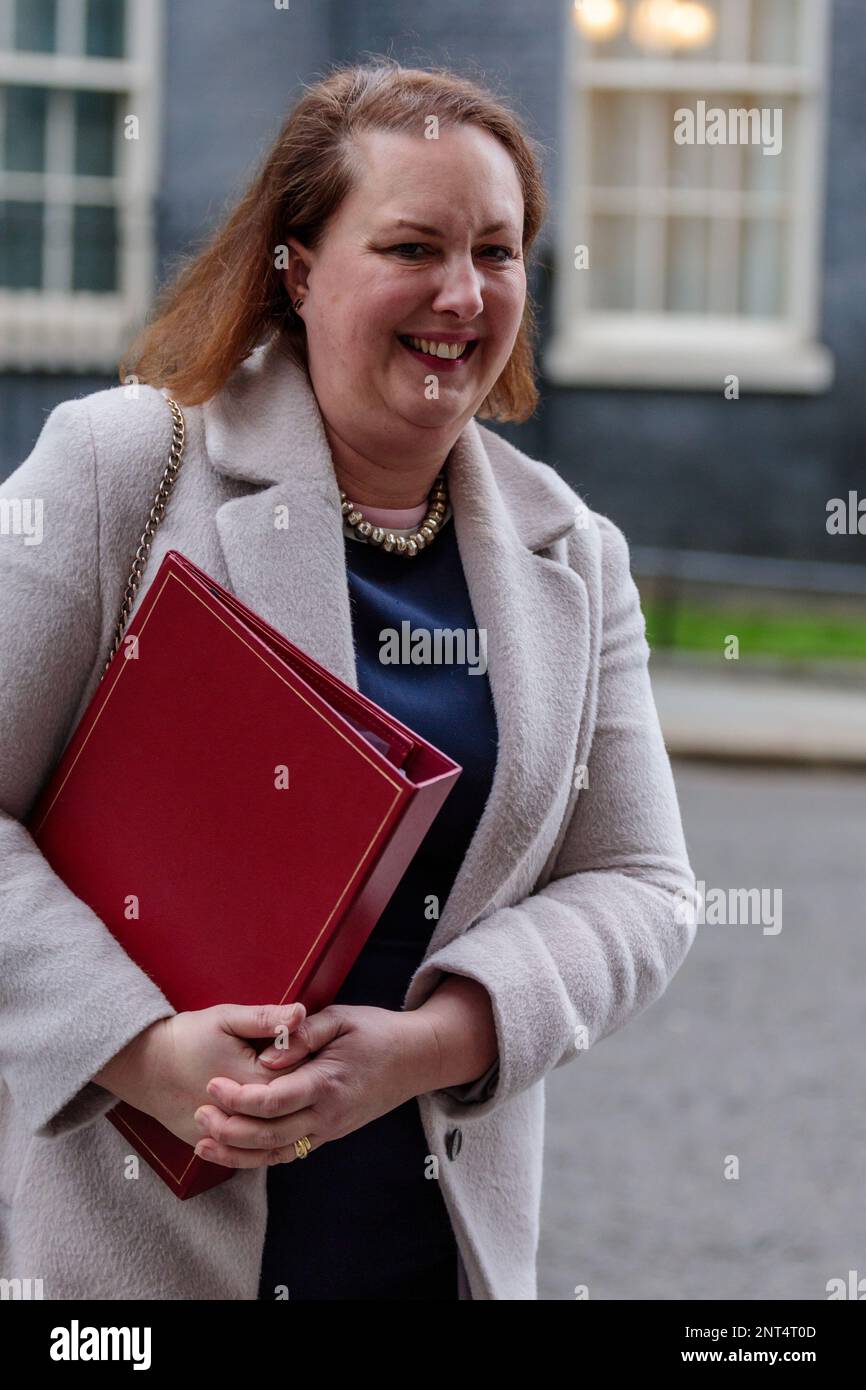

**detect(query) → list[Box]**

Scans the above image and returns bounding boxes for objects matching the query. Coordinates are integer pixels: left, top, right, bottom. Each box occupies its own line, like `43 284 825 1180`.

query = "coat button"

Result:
445 1127 463 1160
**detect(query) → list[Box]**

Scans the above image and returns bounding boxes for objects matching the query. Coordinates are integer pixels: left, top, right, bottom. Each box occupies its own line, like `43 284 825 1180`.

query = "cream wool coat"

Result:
0 336 697 1301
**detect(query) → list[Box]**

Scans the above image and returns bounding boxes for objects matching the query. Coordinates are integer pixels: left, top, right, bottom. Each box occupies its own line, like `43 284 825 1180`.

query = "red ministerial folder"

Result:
27 549 461 1199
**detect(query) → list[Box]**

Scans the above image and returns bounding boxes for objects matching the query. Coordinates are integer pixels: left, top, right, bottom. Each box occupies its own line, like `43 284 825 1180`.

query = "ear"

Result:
281 235 313 302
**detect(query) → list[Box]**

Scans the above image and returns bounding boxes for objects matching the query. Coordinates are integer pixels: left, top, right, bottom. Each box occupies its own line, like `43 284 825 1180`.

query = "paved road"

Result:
539 760 866 1301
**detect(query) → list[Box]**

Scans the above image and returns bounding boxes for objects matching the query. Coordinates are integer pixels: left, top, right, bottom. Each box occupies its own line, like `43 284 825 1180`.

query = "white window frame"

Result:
545 0 835 393
0 0 163 372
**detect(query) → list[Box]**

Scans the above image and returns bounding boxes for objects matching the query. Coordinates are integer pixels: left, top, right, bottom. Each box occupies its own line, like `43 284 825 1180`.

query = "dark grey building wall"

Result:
158 0 334 268
2 0 863 568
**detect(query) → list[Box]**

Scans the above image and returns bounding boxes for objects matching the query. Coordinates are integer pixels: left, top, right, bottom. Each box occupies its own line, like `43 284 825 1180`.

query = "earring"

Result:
293 296 304 311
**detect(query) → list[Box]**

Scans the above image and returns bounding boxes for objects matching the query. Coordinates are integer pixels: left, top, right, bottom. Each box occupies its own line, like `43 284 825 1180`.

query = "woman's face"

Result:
283 124 527 445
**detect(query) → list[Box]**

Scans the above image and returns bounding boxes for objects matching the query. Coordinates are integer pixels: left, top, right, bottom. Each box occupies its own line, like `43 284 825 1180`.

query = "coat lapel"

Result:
202 338 590 944
213 483 357 687
430 426 590 950
205 340 358 686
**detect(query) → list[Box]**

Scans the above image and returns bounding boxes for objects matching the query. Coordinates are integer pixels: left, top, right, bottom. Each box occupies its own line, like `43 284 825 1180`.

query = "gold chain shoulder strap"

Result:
101 395 186 677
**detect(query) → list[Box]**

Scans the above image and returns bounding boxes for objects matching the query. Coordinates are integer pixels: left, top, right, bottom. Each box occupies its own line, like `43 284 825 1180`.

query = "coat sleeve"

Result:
0 399 176 1141
407 512 699 1120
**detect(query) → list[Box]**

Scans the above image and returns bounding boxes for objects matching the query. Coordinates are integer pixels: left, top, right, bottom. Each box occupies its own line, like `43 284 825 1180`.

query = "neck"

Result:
323 420 452 508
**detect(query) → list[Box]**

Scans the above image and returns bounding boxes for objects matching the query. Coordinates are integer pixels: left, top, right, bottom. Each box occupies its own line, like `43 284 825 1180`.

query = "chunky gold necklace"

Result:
339 472 448 556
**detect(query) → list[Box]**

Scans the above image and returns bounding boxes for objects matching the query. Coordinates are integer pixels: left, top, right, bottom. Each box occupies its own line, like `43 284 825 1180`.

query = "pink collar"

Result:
354 501 428 529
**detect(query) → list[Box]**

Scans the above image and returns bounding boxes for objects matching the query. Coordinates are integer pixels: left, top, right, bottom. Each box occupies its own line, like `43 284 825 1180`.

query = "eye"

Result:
389 243 430 259
388 242 518 263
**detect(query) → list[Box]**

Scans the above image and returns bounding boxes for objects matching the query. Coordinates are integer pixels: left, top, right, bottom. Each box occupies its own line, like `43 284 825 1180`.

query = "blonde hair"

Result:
120 56 549 422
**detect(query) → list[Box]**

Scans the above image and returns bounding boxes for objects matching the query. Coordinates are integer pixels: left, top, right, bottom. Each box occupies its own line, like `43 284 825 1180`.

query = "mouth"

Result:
397 334 480 367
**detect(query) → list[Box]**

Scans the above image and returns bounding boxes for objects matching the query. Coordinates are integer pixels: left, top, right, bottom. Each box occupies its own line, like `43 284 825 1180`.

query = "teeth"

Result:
404 335 470 359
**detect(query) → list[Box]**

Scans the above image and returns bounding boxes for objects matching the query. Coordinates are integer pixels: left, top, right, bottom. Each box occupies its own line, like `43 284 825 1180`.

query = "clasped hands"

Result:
99 977 496 1170
191 1000 440 1169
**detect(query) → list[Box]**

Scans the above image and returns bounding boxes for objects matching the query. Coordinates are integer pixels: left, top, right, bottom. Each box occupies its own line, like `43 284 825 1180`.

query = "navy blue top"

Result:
258 511 498 1301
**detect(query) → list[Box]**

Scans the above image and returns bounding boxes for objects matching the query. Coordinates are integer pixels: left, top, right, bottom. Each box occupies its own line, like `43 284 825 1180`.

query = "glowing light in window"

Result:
572 0 627 43
631 0 717 52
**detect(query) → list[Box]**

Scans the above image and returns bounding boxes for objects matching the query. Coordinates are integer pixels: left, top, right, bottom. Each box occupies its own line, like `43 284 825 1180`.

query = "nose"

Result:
429 254 484 320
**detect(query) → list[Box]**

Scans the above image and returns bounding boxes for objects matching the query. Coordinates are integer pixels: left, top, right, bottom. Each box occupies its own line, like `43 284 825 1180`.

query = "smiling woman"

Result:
0 55 697 1304
259 118 531 511
119 60 547 425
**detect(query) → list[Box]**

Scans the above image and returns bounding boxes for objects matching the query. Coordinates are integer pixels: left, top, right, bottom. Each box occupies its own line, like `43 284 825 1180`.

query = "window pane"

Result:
13 0 57 53
664 216 708 312
0 201 44 287
667 0 721 62
741 99 790 196
750 0 800 65
4 87 49 173
589 214 636 309
72 203 118 290
75 90 117 176
85 0 126 59
666 90 790 194
590 91 639 186
576 0 636 58
738 218 784 316
705 215 741 314
666 92 714 191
